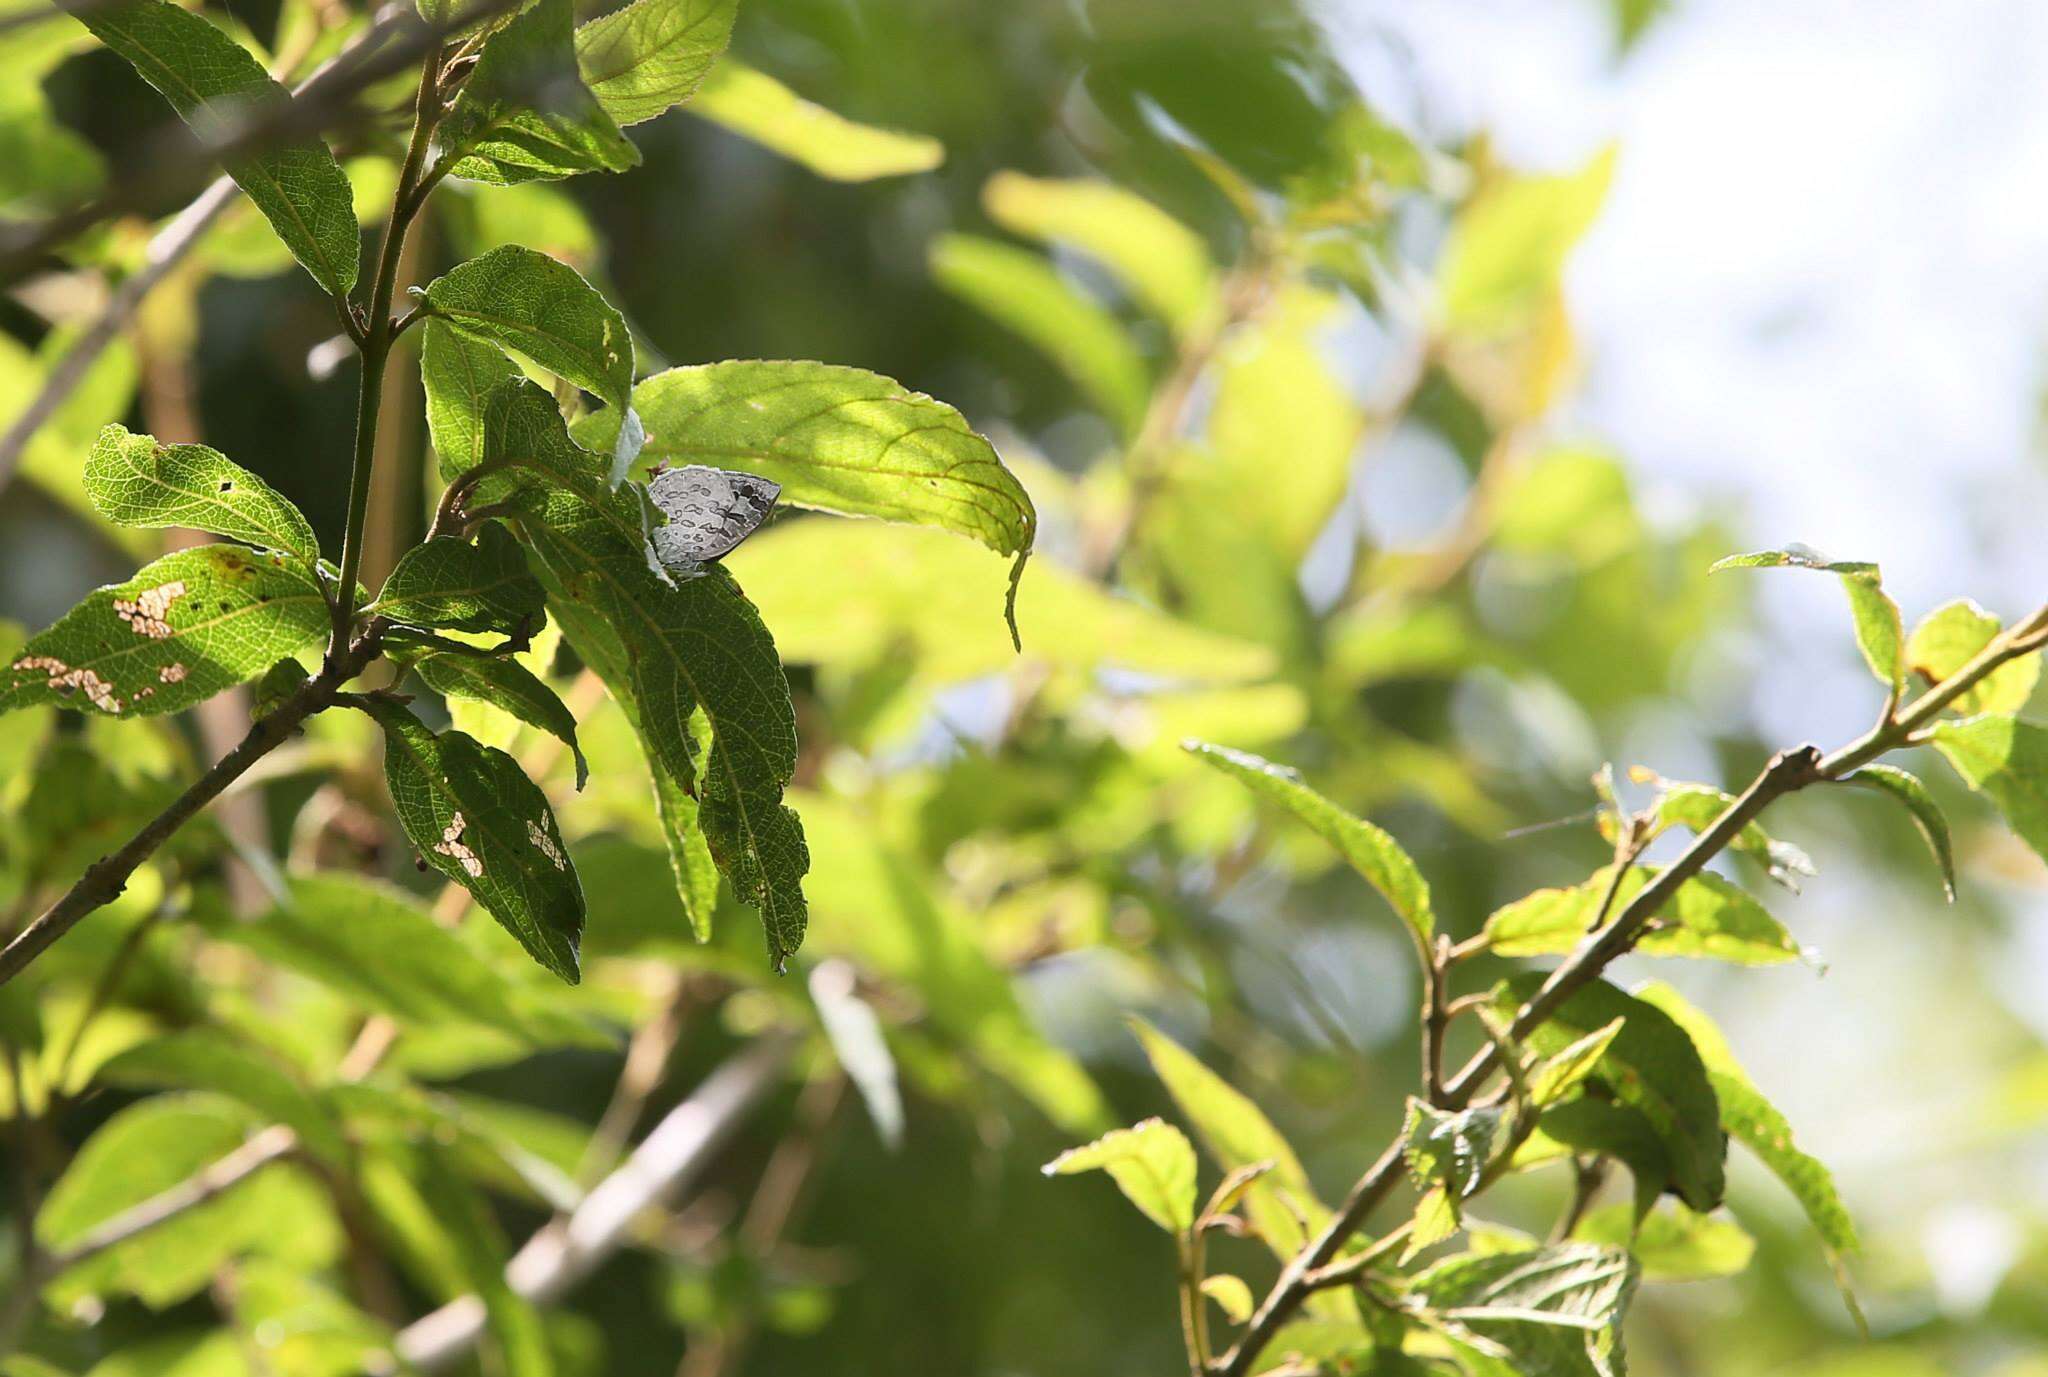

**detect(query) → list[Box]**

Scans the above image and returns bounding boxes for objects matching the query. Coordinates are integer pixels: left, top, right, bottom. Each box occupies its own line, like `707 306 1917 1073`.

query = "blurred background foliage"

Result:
2 0 2046 1375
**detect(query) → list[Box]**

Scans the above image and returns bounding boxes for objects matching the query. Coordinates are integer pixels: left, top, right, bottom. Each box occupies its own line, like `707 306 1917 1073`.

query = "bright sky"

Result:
1329 0 2048 729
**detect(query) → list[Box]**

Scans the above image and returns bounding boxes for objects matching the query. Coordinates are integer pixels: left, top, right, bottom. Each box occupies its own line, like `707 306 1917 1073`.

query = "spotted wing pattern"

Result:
647 465 781 569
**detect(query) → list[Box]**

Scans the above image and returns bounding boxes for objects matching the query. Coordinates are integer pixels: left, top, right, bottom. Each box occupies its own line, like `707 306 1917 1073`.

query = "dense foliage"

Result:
3 2 2048 1376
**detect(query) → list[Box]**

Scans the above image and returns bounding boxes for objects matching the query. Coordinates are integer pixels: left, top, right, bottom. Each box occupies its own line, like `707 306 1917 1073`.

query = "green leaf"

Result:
980 171 1215 339
1633 982 1858 1255
1838 764 1955 901
1200 1274 1255 1326
1491 974 1725 1211
929 232 1150 439
414 650 588 790
1403 1097 1501 1201
1710 546 1903 691
75 1331 252 1377
422 318 520 481
202 875 593 1050
689 59 942 181
1528 1018 1625 1108
1201 285 1363 561
421 245 638 475
576 359 1035 564
99 1029 348 1166
1930 714 2048 867
574 359 1036 642
83 424 318 568
1404 1184 1461 1263
1184 741 1434 955
1437 149 1615 337
574 0 736 127
0 544 328 718
364 699 584 983
1042 1116 1198 1234
442 0 639 186
1905 597 2040 715
515 462 808 967
73 0 358 296
1483 866 1801 965
374 524 547 635
1129 1017 1322 1257
643 721 719 940
37 1093 338 1308
1537 1096 1673 1223
228 1260 395 1377
1409 1243 1637 1377
1573 1202 1755 1282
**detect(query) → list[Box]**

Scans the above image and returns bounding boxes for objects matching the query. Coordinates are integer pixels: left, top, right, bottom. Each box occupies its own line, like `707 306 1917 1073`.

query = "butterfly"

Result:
646 465 781 572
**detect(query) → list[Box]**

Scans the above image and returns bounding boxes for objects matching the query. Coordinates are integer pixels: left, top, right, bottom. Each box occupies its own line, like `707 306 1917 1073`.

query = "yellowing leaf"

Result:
1129 1018 1324 1257
1906 598 2040 715
1043 1117 1197 1234
692 60 942 181
981 171 1215 338
1437 148 1615 337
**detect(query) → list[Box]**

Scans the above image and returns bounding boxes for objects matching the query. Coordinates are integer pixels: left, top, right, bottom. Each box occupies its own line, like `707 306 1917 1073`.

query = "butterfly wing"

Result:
648 466 782 567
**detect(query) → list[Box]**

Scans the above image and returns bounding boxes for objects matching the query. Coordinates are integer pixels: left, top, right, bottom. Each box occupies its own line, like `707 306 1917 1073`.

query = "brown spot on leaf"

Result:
113 580 187 639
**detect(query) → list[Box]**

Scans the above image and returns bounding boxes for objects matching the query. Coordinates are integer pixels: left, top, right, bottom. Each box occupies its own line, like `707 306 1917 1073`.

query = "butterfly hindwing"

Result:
647 465 781 570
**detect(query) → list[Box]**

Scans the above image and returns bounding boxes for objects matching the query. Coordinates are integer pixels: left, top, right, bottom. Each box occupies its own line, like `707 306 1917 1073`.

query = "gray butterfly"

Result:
646 465 781 572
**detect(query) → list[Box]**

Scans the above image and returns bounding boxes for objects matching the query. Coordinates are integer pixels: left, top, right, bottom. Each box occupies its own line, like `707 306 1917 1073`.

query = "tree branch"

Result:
1212 599 2048 1375
394 1036 797 1372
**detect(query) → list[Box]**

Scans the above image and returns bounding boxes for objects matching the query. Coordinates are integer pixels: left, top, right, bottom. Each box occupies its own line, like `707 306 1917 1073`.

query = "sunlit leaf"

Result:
76 0 358 295
1929 714 2048 868
727 520 1273 689
422 319 520 481
574 359 1036 621
1837 765 1955 901
1528 1018 1625 1108
1573 1202 1755 1282
1710 546 1903 691
1437 148 1614 337
930 232 1150 438
1043 1116 1198 1234
0 544 328 718
1201 1274 1255 1326
691 59 942 181
84 424 318 568
574 0 736 127
1129 1018 1323 1257
1905 597 2039 715
442 0 638 185
981 171 1215 338
422 245 638 475
38 1093 339 1308
99 1029 348 1165
1185 741 1434 956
